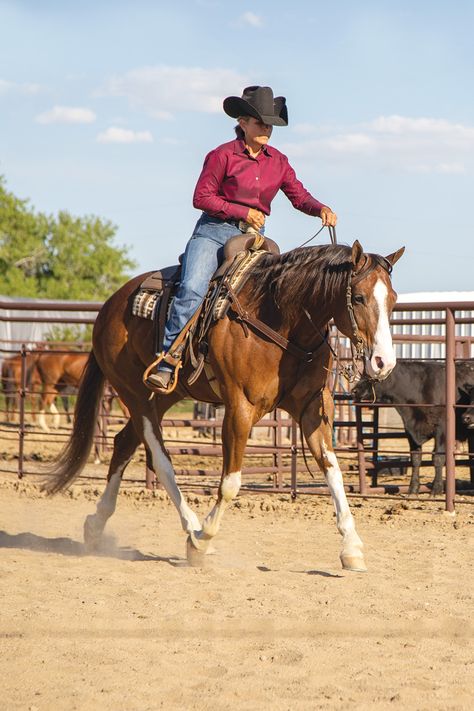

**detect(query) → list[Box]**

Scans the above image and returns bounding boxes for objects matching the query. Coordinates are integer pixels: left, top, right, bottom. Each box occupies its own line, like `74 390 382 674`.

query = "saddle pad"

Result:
132 290 160 320
132 265 180 321
213 249 266 319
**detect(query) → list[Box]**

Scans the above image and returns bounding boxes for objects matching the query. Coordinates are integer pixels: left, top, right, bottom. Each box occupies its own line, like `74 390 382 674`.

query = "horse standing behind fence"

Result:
45 241 404 572
1 353 41 423
35 352 89 431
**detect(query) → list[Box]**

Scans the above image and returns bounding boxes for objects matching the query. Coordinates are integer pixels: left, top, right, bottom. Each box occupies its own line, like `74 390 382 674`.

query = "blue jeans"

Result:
160 213 263 369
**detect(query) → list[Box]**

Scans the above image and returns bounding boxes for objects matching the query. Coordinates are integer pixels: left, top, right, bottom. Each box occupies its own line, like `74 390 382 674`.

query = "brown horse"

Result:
46 241 404 571
1 353 41 423
35 352 89 431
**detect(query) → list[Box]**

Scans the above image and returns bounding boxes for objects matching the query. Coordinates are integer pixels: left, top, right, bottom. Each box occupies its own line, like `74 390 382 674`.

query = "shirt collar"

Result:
233 138 273 157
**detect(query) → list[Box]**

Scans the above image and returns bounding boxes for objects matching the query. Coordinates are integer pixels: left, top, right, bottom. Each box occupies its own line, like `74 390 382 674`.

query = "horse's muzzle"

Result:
364 349 396 381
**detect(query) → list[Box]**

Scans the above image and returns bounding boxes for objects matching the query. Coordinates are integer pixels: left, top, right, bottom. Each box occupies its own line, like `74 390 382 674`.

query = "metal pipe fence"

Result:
1 297 474 510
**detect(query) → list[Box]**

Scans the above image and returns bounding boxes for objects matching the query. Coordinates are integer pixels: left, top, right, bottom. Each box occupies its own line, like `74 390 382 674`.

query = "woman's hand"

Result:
320 207 337 227
246 208 266 230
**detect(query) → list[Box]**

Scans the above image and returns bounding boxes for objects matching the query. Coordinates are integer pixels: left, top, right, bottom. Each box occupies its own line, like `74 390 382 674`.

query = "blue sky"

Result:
1 0 473 294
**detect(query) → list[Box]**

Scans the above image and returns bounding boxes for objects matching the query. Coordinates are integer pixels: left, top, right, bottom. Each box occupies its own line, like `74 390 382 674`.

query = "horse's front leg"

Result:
302 388 367 572
188 398 254 560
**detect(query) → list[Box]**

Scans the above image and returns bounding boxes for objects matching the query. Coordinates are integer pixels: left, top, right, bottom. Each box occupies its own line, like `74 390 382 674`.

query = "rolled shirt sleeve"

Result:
280 158 327 217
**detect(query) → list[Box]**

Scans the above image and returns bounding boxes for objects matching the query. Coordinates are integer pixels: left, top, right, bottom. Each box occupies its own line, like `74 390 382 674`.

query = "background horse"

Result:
35 352 89 431
46 240 404 572
1 353 41 423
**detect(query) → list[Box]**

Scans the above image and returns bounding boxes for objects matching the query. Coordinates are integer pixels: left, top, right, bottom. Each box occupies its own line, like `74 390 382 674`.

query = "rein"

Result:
226 249 393 375
298 224 337 249
226 284 318 363
225 224 340 362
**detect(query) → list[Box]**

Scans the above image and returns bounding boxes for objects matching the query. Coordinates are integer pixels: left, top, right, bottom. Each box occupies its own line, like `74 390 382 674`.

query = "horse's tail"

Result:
44 351 105 494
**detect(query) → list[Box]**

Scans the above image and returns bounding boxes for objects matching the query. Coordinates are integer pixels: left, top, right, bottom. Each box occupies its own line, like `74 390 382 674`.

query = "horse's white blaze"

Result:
366 279 396 380
322 444 364 556
201 470 241 539
142 417 201 534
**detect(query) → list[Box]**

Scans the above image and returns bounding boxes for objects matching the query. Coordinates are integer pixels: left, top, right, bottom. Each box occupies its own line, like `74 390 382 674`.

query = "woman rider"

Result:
146 85 337 391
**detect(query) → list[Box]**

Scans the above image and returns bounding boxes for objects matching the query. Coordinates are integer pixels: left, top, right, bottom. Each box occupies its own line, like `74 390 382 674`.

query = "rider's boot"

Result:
145 367 173 391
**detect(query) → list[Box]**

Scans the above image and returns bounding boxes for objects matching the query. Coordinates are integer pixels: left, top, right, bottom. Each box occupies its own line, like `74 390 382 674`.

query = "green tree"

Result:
0 176 136 300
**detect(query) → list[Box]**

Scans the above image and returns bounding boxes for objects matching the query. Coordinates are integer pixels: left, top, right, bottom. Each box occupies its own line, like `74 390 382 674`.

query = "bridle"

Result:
302 252 394 383
346 252 393 370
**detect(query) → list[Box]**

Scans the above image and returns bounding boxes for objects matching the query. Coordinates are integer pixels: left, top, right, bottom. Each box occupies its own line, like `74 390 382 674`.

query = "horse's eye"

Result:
353 294 365 305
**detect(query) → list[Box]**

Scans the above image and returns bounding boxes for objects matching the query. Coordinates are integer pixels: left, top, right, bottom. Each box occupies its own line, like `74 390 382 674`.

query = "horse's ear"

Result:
351 240 364 268
385 246 405 266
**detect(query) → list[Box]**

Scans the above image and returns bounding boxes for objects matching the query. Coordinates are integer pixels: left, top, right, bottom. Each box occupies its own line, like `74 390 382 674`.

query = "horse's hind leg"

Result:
38 387 59 432
84 418 140 551
300 388 366 572
140 411 202 536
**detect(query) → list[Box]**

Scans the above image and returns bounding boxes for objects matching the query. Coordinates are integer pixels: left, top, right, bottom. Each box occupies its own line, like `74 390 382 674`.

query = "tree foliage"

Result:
0 176 136 299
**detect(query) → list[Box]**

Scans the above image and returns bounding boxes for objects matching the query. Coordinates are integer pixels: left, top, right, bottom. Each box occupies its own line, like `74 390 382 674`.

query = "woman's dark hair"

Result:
235 124 245 140
234 115 250 140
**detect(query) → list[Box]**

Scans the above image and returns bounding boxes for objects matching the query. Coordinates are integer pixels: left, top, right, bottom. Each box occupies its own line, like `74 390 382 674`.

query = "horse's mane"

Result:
248 244 353 327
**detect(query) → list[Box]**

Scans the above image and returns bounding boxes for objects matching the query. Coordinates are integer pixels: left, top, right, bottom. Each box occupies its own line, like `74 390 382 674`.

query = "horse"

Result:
45 240 404 572
35 352 89 431
1 353 41 423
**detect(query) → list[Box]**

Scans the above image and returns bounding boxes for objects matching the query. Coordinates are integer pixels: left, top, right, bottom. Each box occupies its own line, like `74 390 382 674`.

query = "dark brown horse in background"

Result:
46 241 404 571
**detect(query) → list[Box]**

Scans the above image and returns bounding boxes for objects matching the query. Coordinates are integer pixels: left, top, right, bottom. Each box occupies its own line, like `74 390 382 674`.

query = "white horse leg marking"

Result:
142 417 201 534
199 471 242 540
50 401 61 429
38 409 49 432
84 460 129 549
322 442 366 571
366 279 396 380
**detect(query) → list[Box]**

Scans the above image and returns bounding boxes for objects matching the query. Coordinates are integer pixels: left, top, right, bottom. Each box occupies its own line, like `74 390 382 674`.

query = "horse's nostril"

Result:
375 356 384 369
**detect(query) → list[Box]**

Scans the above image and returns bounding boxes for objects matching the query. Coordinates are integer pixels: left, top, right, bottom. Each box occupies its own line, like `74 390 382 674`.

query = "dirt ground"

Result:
1 475 473 711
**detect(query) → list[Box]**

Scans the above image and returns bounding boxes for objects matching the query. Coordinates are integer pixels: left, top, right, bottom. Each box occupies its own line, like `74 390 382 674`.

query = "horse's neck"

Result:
281 271 342 336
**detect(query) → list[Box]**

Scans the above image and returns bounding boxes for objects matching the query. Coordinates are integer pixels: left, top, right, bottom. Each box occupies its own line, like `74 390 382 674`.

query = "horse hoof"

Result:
83 515 102 552
186 536 209 567
340 553 367 572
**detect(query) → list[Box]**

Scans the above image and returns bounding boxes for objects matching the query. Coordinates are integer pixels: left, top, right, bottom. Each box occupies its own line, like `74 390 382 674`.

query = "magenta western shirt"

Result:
192 138 327 222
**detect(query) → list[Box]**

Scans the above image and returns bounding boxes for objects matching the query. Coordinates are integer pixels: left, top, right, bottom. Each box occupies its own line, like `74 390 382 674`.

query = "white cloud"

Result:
98 65 248 119
96 126 153 144
0 78 44 96
239 11 263 27
281 115 474 174
36 105 96 124
371 115 474 139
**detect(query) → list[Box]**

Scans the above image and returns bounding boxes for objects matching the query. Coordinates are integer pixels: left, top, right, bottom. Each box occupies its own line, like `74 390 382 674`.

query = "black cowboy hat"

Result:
223 85 288 127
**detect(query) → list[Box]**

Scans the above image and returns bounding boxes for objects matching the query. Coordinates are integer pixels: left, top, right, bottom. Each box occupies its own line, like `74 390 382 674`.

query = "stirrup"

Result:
143 352 182 394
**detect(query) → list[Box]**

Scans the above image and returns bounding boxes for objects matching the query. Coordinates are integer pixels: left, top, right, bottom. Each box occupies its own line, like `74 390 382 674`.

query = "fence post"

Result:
355 404 367 494
18 344 27 479
445 307 456 513
290 418 298 500
273 409 283 490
